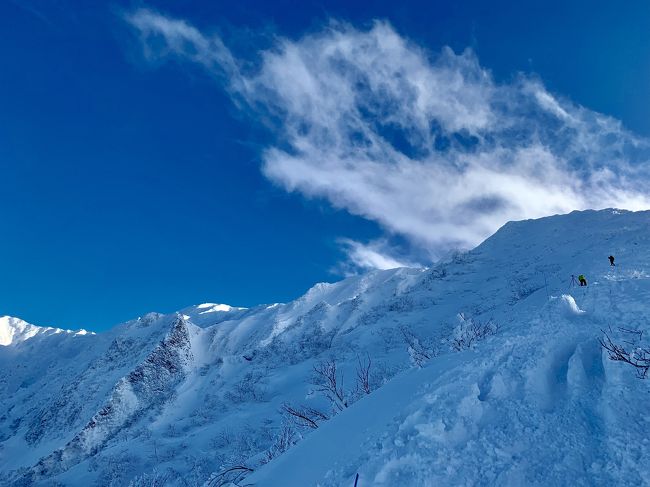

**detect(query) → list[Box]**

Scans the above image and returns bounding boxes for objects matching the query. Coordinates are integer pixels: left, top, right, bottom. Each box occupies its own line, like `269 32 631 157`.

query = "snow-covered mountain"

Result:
2 209 650 486
0 316 90 346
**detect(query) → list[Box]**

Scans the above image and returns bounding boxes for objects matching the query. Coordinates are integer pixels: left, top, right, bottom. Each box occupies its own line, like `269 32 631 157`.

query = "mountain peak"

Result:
195 303 244 313
0 315 91 346
0 316 40 346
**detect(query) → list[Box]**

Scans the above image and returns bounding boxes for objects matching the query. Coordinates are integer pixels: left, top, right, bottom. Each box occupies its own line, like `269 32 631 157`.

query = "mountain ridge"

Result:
0 316 91 347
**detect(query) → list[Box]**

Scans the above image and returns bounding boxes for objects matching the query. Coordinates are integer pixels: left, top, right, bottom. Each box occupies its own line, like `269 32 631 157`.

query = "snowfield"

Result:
2 209 650 486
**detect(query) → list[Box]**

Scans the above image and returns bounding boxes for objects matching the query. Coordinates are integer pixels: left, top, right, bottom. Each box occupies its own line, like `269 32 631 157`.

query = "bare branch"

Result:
311 359 348 411
281 403 329 429
355 353 372 395
207 464 254 487
600 329 650 379
263 422 298 463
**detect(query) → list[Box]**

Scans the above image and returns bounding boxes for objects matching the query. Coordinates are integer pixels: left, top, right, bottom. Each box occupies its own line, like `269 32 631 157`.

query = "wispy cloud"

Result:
9 0 54 27
125 9 650 269
336 238 419 274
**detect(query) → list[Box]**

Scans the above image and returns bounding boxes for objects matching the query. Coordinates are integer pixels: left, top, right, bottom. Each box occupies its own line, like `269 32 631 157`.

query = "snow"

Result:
0 315 90 346
2 208 650 486
556 294 586 315
195 303 245 313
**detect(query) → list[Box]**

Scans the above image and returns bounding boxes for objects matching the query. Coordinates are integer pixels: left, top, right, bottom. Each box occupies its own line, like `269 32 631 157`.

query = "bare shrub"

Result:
311 359 348 411
210 425 264 468
600 327 650 378
509 276 543 303
225 371 267 404
422 267 447 288
127 469 170 487
355 353 372 395
263 422 299 464
399 326 436 367
451 314 499 351
387 295 414 312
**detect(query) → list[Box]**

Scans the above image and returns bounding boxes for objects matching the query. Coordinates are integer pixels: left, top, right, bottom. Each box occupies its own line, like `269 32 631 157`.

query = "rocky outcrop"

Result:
19 317 193 483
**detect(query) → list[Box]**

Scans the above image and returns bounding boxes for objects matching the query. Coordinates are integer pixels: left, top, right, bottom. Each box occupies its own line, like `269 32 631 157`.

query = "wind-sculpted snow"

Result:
2 209 650 486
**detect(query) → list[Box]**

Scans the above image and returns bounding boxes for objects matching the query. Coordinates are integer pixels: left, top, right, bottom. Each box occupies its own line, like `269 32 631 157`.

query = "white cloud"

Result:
337 238 418 273
125 9 241 88
125 10 650 268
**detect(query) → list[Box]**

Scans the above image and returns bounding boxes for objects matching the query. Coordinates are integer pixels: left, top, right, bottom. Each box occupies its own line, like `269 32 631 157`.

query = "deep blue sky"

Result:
2 0 650 331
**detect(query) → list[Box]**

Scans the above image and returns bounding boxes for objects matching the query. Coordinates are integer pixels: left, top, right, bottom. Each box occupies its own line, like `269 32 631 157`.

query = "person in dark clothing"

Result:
608 255 615 266
578 274 587 286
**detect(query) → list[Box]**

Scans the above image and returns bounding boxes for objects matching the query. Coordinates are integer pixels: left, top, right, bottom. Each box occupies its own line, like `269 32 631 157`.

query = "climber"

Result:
578 274 587 286
608 255 615 266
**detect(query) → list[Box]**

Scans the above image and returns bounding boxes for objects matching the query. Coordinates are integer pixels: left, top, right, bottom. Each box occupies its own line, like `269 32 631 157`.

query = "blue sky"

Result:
2 0 650 331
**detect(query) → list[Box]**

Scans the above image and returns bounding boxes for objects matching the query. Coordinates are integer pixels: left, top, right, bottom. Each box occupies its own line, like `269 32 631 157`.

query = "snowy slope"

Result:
2 209 650 486
251 209 650 486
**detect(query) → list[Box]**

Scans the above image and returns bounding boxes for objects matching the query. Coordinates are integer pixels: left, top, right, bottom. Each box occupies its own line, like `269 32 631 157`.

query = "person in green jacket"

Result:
578 275 587 286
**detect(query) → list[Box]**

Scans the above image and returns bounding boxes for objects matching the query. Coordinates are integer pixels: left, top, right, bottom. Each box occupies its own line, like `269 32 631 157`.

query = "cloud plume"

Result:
125 9 650 268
